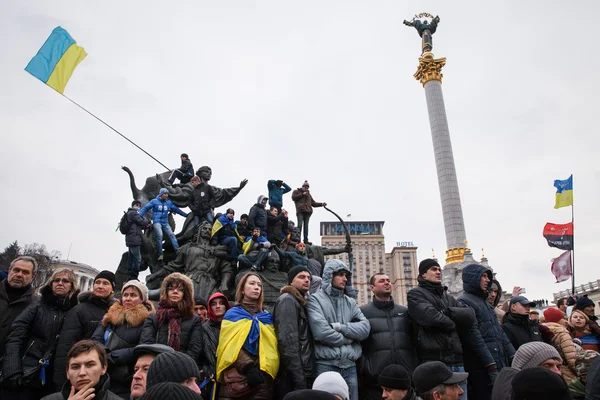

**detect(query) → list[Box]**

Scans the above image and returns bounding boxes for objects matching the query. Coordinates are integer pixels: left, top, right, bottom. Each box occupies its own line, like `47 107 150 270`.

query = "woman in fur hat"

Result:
92 280 155 398
139 273 203 364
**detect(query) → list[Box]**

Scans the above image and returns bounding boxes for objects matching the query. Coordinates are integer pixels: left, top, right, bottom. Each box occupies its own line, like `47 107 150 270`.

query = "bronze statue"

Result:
403 13 440 54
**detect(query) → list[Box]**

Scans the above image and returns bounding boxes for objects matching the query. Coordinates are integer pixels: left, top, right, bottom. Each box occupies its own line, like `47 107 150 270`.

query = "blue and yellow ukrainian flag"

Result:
25 27 87 94
554 175 573 209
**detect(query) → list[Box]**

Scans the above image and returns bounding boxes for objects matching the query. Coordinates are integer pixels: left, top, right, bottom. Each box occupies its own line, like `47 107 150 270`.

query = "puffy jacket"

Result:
53 292 115 390
2 285 78 388
458 264 515 371
139 312 203 363
306 259 370 368
291 188 324 215
139 195 187 225
125 207 149 247
189 182 214 215
0 280 36 358
407 277 475 366
249 196 268 232
42 374 121 400
359 298 417 397
267 180 291 209
502 312 542 350
544 322 578 382
273 285 315 390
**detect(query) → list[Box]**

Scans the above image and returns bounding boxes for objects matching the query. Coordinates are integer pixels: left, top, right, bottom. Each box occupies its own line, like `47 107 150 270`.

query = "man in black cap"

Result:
168 153 194 185
502 295 542 349
131 344 175 400
407 259 474 399
273 265 314 399
378 364 418 400
146 352 202 395
413 361 469 400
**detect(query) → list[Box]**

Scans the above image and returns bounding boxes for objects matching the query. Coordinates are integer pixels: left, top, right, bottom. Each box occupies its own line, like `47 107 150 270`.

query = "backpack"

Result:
118 211 130 234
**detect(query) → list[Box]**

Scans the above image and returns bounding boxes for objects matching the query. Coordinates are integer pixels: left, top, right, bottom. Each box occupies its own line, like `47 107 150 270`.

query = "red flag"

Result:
543 222 574 250
551 250 572 283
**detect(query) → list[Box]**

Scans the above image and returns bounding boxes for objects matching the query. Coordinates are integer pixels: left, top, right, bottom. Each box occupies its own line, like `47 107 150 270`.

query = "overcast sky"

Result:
1 1 598 301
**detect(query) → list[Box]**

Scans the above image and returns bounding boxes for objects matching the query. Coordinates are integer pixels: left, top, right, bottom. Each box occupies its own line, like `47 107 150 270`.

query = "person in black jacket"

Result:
249 195 269 233
53 270 116 391
267 207 289 247
0 256 37 359
189 171 215 228
458 264 516 400
1 268 79 400
273 265 315 399
139 273 203 365
126 200 150 281
168 153 194 185
407 259 475 400
502 296 542 350
359 273 417 400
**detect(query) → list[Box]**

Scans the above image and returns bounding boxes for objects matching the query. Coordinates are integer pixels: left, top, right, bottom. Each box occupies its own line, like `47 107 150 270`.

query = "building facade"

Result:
320 221 419 306
39 260 99 293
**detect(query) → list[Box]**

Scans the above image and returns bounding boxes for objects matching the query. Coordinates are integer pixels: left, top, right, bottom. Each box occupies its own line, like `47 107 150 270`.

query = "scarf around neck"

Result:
156 300 183 351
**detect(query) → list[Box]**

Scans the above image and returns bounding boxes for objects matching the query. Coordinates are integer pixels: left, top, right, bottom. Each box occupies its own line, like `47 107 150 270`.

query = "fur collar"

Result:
280 285 307 306
102 301 154 328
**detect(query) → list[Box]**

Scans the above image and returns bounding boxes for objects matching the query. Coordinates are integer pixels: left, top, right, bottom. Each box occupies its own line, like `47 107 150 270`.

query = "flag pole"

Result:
571 174 575 296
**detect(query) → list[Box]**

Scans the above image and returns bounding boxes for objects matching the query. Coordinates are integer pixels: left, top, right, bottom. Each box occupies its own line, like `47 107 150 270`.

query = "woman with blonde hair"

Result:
2 269 79 400
542 307 578 383
569 309 600 351
216 272 279 399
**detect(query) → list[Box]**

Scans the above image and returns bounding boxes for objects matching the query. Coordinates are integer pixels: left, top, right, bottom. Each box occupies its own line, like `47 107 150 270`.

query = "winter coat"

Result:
189 182 214 216
586 356 600 400
359 298 417 398
267 212 287 240
202 319 221 378
0 280 36 358
267 180 291 209
544 322 578 382
273 247 308 272
53 292 115 390
180 158 194 176
273 285 315 390
458 265 515 371
491 367 518 400
249 196 268 232
2 285 78 388
91 301 154 396
139 194 187 225
291 188 324 215
407 277 475 366
502 312 542 350
306 259 370 368
139 312 204 362
125 207 149 247
42 374 121 400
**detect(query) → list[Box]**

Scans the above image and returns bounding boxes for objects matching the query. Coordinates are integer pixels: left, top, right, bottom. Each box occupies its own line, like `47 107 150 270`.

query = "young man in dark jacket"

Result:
168 153 194 185
502 296 541 350
291 181 326 245
249 195 269 233
458 264 515 400
273 265 315 399
359 273 417 400
126 200 149 281
407 258 475 400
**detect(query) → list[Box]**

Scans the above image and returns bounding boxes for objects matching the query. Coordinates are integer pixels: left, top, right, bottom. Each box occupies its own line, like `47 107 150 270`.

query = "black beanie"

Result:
146 352 200 390
511 367 571 400
193 295 208 307
288 265 311 284
419 258 440 276
140 382 201 400
378 364 412 390
94 270 116 290
576 296 595 311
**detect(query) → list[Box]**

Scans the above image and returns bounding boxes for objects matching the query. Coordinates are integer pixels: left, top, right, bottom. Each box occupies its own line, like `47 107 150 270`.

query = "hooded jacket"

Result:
139 194 187 225
291 188 324 215
248 195 268 232
491 279 506 323
201 292 231 378
273 285 315 390
307 259 370 368
54 291 115 390
502 312 542 350
125 207 149 247
267 180 292 209
458 264 515 371
2 285 78 387
0 279 36 358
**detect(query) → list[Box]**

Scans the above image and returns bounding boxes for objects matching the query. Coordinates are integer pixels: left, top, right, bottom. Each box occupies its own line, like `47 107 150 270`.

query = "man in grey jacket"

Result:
307 259 370 400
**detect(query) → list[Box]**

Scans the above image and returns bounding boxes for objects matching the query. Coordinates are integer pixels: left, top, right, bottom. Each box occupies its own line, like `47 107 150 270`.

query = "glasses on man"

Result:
53 278 71 284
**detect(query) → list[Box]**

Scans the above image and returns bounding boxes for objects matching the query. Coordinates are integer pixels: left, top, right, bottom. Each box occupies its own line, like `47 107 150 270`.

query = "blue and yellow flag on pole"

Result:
553 175 573 209
25 27 87 94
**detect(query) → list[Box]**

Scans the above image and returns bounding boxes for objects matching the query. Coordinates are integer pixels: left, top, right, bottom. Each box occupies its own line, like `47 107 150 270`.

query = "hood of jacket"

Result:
40 284 80 310
462 263 492 299
159 272 195 315
256 195 267 206
322 259 351 296
207 292 231 322
491 278 503 307
101 301 154 328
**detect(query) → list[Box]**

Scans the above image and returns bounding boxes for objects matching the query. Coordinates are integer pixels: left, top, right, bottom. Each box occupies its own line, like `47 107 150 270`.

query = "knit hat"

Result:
95 270 116 290
511 367 571 400
283 390 339 400
288 265 311 284
193 295 207 307
511 342 562 370
313 371 349 400
133 344 175 359
544 307 566 324
140 382 201 400
146 352 200 390
418 258 440 276
576 296 595 310
122 280 149 303
378 364 412 390
302 180 310 188
159 188 169 196
413 361 469 393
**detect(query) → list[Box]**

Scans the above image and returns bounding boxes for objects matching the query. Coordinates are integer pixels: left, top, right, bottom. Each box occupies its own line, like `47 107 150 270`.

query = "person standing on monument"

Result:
291 181 326 245
248 195 269 233
125 200 150 281
407 258 475 400
267 179 292 209
168 153 194 185
359 273 417 400
189 167 215 227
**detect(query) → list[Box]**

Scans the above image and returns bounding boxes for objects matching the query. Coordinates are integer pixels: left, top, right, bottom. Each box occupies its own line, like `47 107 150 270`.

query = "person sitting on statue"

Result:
292 181 326 245
238 227 271 272
210 208 243 260
267 179 292 209
267 207 289 247
249 195 269 233
168 153 194 185
274 242 309 272
139 188 188 261
189 169 215 229
236 213 252 241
